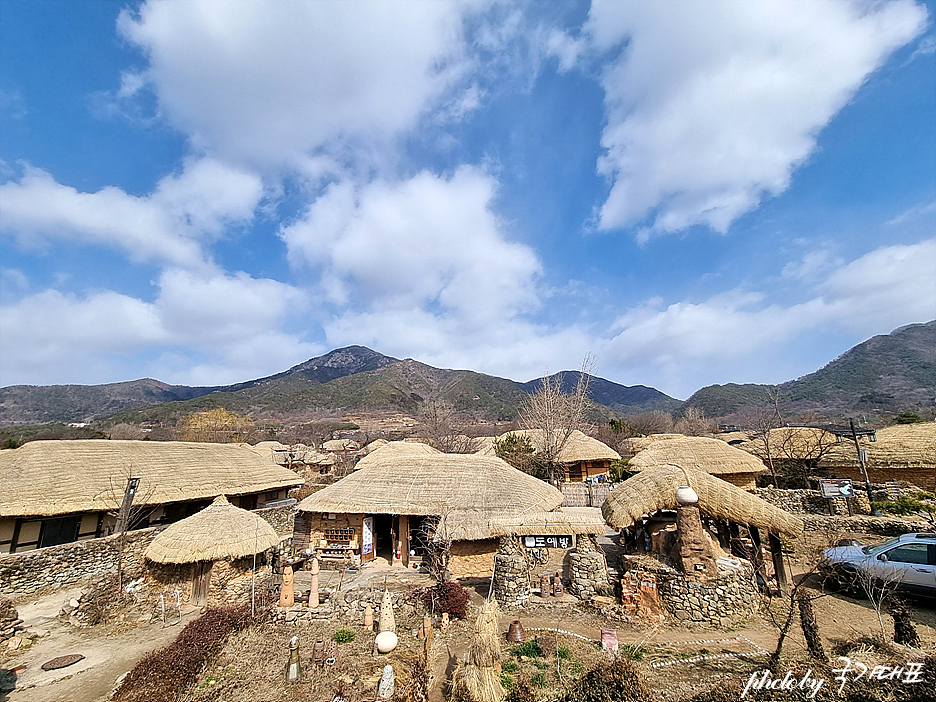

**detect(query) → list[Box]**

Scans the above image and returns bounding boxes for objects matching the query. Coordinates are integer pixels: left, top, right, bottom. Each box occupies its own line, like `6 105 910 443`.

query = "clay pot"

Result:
507 620 524 643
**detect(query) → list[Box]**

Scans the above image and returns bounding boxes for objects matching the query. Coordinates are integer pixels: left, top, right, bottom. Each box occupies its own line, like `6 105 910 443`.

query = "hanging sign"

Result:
818 478 855 499
522 535 574 549
362 517 374 555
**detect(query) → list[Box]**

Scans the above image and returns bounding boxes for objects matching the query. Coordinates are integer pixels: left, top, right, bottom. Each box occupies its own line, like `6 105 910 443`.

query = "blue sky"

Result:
1 0 934 400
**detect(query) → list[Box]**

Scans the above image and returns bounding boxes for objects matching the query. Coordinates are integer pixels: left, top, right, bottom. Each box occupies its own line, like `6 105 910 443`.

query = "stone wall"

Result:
492 537 531 608
0 504 293 598
752 487 831 514
829 467 936 492
800 514 933 537
449 539 497 578
567 551 610 600
624 557 758 627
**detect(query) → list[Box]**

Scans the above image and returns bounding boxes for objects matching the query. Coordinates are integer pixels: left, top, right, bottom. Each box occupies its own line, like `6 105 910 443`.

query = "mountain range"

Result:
1 321 933 425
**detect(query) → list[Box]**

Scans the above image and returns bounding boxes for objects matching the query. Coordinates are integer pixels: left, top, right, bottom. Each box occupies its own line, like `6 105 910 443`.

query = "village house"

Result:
292 452 604 579
817 422 936 491
626 435 767 489
0 440 303 554
476 429 621 482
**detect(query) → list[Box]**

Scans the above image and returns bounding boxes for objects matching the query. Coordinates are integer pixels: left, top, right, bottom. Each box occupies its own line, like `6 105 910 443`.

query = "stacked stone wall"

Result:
567 551 610 600
255 503 298 536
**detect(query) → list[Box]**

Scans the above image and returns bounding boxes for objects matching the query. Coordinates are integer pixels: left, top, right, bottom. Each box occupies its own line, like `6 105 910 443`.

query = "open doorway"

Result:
374 514 394 562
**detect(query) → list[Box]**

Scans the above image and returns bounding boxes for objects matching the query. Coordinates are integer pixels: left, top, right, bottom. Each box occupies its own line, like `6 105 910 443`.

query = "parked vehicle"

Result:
821 533 936 597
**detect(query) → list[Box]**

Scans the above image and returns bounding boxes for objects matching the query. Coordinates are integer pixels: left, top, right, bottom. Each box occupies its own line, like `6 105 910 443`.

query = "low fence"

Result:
560 482 614 508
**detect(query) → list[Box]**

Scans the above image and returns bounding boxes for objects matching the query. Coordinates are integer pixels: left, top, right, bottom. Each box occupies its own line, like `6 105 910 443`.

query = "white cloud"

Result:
117 0 491 172
585 0 927 235
0 269 314 386
0 159 263 268
280 167 542 325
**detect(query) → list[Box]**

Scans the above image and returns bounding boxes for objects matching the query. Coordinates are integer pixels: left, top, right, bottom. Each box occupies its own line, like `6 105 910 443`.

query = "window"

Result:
265 491 280 502
38 516 81 549
883 544 930 565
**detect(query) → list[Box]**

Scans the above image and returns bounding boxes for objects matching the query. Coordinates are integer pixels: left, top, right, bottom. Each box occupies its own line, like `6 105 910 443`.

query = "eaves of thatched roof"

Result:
354 440 441 470
145 495 280 564
601 464 803 537
0 440 304 518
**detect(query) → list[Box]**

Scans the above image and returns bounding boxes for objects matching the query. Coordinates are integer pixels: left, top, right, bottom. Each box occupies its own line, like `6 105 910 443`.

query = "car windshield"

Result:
861 538 899 555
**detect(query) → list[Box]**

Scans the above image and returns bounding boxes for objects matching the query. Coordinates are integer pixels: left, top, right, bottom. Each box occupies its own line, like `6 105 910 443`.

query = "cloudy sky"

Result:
1 0 934 400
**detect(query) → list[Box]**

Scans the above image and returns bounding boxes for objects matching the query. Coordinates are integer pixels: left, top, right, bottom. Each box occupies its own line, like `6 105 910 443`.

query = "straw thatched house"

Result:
628 436 766 489
294 453 598 578
620 433 684 458
739 427 839 487
145 495 280 606
353 440 441 470
322 438 360 455
0 440 302 554
362 438 389 455
477 429 620 482
817 422 936 491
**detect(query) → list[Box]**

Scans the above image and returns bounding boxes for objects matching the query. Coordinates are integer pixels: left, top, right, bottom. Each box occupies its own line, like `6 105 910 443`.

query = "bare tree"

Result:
105 467 156 594
674 407 715 436
519 355 594 484
624 410 675 436
739 387 784 484
418 398 480 453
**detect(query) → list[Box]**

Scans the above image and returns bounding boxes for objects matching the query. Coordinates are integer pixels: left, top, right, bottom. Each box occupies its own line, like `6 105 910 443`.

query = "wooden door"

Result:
192 561 213 606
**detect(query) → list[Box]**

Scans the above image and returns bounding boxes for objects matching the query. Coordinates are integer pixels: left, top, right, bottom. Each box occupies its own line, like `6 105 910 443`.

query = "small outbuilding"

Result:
144 496 281 606
477 429 620 481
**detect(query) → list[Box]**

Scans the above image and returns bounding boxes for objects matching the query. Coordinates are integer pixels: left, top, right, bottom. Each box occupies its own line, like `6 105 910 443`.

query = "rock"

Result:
69 598 80 609
6 636 22 650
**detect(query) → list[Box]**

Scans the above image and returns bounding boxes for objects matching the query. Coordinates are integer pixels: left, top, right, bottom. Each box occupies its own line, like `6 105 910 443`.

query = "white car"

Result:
821 533 936 597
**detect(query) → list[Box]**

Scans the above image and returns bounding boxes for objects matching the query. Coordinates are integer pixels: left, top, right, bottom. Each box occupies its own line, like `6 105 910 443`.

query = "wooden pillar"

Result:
748 526 766 590
715 519 731 551
728 521 743 559
768 531 789 594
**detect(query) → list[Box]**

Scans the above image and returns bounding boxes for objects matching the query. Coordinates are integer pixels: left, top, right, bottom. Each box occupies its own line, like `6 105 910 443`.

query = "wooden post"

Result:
768 531 789 595
748 526 766 590
715 519 731 551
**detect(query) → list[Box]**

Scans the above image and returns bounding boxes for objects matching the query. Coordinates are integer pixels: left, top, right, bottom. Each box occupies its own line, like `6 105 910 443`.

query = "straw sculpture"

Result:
355 441 441 470
297 454 563 541
818 422 935 469
601 464 803 537
144 495 280 564
476 429 620 463
0 440 302 518
487 507 606 536
452 599 504 702
628 436 766 476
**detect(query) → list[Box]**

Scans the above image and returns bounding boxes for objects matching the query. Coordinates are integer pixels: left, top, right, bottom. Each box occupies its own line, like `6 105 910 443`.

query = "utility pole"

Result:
850 419 880 516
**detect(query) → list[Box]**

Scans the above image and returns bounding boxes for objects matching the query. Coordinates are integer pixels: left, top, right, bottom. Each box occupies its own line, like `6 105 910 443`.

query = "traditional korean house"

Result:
0 440 303 554
353 440 441 470
477 429 620 482
817 422 936 491
144 495 280 606
293 453 600 578
627 436 767 489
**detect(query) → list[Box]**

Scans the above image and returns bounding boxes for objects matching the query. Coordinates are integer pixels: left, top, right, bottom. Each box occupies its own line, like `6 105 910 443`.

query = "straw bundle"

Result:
355 441 441 470
817 422 935 469
144 495 280 564
298 454 562 541
0 440 302 518
476 429 620 463
628 436 766 476
601 464 803 537
452 600 504 702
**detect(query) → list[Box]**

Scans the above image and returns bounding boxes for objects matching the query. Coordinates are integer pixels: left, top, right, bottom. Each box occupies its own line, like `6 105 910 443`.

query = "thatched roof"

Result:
487 507 606 536
601 464 803 537
0 440 304 518
363 439 389 455
818 422 935 469
322 439 360 452
629 436 766 475
298 454 563 541
622 434 684 456
716 431 752 445
144 495 280 564
476 429 620 463
741 427 835 461
354 440 441 470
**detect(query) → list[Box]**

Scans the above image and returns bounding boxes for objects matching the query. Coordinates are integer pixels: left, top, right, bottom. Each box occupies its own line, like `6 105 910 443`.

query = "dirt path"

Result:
2 591 198 702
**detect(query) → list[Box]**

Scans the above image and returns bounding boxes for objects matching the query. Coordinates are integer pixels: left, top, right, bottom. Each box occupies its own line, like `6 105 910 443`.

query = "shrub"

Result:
557 646 571 660
499 672 514 690
418 580 470 619
510 641 543 658
555 658 645 702
530 672 548 688
113 606 253 702
502 660 519 674
333 628 355 644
